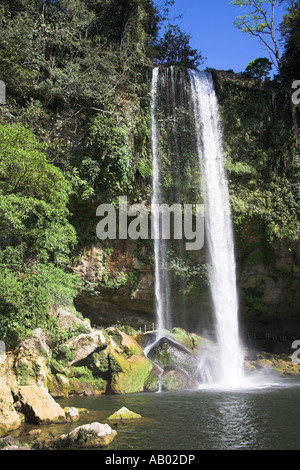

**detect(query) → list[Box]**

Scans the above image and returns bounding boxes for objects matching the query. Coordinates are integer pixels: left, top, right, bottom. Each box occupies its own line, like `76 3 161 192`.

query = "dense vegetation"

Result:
0 0 299 345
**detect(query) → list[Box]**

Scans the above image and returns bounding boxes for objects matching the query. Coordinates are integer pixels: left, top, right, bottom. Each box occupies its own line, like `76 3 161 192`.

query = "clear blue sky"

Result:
163 0 288 74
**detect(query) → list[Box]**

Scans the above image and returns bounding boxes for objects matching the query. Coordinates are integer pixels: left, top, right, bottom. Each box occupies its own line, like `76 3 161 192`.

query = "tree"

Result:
231 0 281 70
153 24 204 70
245 57 273 78
0 124 77 266
0 123 81 344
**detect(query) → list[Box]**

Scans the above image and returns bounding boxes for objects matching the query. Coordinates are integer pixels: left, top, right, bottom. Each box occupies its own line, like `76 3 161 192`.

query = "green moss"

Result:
89 350 110 374
108 349 153 394
56 374 72 397
71 367 106 393
46 375 54 393
57 345 76 365
144 370 159 392
106 407 142 421
170 328 207 351
29 363 41 379
18 362 29 386
152 344 173 369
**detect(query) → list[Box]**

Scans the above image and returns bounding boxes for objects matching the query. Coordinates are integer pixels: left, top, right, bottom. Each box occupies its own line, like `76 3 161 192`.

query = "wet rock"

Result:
106 328 144 356
162 366 197 391
0 329 52 391
146 336 199 381
27 429 42 436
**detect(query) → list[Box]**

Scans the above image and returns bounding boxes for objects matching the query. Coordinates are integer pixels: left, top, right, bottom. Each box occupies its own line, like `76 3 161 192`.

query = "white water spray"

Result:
189 70 245 386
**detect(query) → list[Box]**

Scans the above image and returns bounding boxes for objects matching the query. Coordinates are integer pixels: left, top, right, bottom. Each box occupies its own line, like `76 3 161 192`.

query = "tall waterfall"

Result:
151 67 171 339
189 70 245 386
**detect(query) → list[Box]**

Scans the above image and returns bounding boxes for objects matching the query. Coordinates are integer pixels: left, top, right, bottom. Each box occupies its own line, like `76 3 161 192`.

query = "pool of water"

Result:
16 376 300 450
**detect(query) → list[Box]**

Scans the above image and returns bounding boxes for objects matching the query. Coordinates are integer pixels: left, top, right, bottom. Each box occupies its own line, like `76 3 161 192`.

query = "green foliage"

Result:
231 0 280 69
0 124 76 265
154 24 204 70
245 57 273 79
0 124 83 345
0 255 82 346
279 1 300 81
213 71 300 246
230 178 300 243
167 253 210 289
86 113 134 195
242 288 264 311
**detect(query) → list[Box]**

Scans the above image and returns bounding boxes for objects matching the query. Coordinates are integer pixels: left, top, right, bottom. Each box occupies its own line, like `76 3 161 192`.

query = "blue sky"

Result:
163 0 288 74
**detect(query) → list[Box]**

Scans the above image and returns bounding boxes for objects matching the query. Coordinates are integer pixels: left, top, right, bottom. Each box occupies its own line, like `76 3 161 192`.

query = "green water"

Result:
18 376 300 450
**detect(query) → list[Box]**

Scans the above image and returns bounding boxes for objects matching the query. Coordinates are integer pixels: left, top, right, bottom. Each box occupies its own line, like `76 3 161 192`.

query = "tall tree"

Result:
231 0 281 70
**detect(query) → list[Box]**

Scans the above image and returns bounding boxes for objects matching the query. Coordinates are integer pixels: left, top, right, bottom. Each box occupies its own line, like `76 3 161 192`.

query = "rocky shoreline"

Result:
1 306 299 450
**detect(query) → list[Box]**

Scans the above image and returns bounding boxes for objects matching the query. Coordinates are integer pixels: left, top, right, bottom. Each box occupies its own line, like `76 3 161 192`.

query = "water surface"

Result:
19 376 300 451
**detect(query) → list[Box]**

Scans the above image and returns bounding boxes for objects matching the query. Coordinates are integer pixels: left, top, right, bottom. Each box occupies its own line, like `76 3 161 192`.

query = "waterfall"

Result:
151 67 171 339
189 70 245 386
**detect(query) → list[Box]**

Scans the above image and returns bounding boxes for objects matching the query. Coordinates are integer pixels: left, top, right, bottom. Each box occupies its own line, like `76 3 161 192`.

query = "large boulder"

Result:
14 385 66 424
50 373 106 398
161 367 198 391
146 336 199 382
108 346 153 394
57 330 108 366
106 328 144 356
104 329 153 394
58 422 117 448
54 307 92 332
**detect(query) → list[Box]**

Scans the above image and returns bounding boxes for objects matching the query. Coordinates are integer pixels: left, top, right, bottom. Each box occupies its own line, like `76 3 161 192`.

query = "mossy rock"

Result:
85 349 110 375
257 359 274 369
162 367 197 391
0 427 7 438
144 369 159 392
146 336 199 380
170 328 211 352
107 328 143 357
108 347 152 394
54 373 106 397
106 407 142 421
50 358 73 377
58 422 117 449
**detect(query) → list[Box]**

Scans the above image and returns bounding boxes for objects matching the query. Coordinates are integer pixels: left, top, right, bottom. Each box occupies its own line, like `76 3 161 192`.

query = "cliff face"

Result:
73 237 300 340
237 232 300 335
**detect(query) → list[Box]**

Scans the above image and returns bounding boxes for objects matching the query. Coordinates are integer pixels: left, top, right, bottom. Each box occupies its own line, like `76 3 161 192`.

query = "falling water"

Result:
151 67 171 339
189 70 245 386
